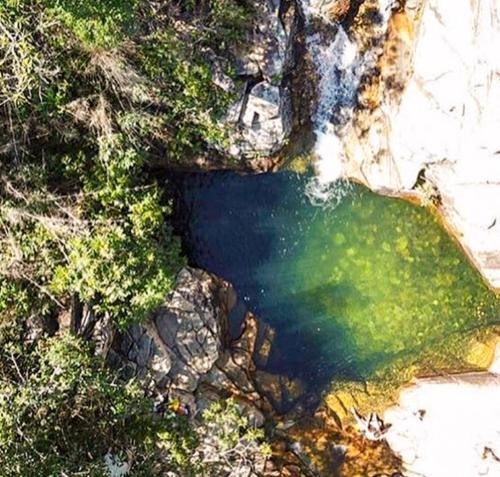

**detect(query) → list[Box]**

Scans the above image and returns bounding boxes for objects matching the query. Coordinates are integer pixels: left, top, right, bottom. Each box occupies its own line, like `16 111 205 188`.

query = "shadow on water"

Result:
174 170 500 395
175 172 359 389
260 280 375 385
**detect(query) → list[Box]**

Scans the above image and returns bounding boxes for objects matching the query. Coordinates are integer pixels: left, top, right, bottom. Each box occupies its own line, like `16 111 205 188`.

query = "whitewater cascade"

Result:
300 0 395 205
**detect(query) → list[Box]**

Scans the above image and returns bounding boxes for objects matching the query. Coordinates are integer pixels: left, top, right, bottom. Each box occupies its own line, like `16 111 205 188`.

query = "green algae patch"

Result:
283 186 500 378
180 172 500 392
325 327 500 423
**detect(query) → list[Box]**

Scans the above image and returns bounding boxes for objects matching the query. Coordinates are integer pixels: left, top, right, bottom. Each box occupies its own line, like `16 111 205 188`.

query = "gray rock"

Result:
114 267 271 415
118 267 225 393
252 0 287 81
224 0 296 159
228 82 292 158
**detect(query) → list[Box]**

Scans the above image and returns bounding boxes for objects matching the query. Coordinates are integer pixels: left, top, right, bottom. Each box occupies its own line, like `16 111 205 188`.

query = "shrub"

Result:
0 0 255 329
199 399 272 476
43 0 141 49
0 331 272 477
0 333 198 477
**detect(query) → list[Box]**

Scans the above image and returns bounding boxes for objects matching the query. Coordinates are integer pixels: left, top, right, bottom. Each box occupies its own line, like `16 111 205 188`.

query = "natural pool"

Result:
177 172 500 390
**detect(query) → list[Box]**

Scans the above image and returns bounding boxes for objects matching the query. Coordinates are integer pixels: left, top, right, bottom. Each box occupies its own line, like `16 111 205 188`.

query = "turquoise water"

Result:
178 172 500 388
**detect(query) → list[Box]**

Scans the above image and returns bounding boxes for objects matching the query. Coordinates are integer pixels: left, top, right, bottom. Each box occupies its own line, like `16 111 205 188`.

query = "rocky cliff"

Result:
222 0 299 169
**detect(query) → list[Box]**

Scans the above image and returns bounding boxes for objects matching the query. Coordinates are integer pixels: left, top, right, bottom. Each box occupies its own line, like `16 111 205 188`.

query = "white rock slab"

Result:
337 0 500 289
388 0 500 289
384 346 500 477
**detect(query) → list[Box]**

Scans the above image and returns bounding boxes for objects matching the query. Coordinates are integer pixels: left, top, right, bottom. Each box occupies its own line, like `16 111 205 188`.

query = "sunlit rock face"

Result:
307 0 500 289
384 347 500 477
392 0 500 291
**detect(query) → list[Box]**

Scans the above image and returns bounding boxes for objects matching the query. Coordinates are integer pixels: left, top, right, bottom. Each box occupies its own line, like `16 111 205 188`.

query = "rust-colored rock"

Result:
232 312 259 370
286 408 402 476
255 323 276 367
329 0 351 22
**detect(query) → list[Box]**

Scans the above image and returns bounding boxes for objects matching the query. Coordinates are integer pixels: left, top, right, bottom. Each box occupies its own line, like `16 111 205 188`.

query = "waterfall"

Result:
301 0 396 206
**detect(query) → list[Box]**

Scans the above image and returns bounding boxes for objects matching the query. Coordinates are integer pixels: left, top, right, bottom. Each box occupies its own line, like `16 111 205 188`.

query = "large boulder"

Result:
114 267 277 416
224 0 297 161
117 267 232 392
228 82 292 159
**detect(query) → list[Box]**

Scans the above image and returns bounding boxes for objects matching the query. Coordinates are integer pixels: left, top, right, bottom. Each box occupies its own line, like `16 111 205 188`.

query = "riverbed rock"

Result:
232 312 259 369
254 370 306 414
330 0 500 290
285 406 402 476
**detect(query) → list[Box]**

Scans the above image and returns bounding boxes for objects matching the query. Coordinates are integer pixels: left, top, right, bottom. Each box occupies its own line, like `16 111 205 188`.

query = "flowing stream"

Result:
300 0 395 204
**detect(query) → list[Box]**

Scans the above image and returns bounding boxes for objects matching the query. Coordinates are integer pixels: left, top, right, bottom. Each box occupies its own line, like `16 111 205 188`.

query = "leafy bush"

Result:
0 331 272 477
0 2 263 476
43 0 141 49
184 0 253 49
198 399 272 476
0 0 252 160
0 0 254 329
46 138 185 328
0 333 198 477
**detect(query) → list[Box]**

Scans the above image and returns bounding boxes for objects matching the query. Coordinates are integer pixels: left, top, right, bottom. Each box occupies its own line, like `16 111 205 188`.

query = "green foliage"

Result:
201 398 272 475
137 30 233 158
0 0 252 160
58 138 184 328
0 0 253 328
0 331 271 477
0 2 265 476
203 398 263 450
52 216 183 329
184 0 253 50
0 137 185 329
43 0 141 49
0 333 198 477
0 2 44 107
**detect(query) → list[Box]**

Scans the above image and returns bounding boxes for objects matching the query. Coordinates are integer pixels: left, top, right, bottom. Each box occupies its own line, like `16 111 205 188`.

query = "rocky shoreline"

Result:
103 267 316 477
384 351 500 476
91 265 402 476
302 0 500 292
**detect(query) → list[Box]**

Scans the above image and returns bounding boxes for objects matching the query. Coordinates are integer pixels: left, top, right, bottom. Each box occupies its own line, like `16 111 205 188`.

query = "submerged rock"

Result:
254 370 304 414
284 406 402 476
254 323 276 368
